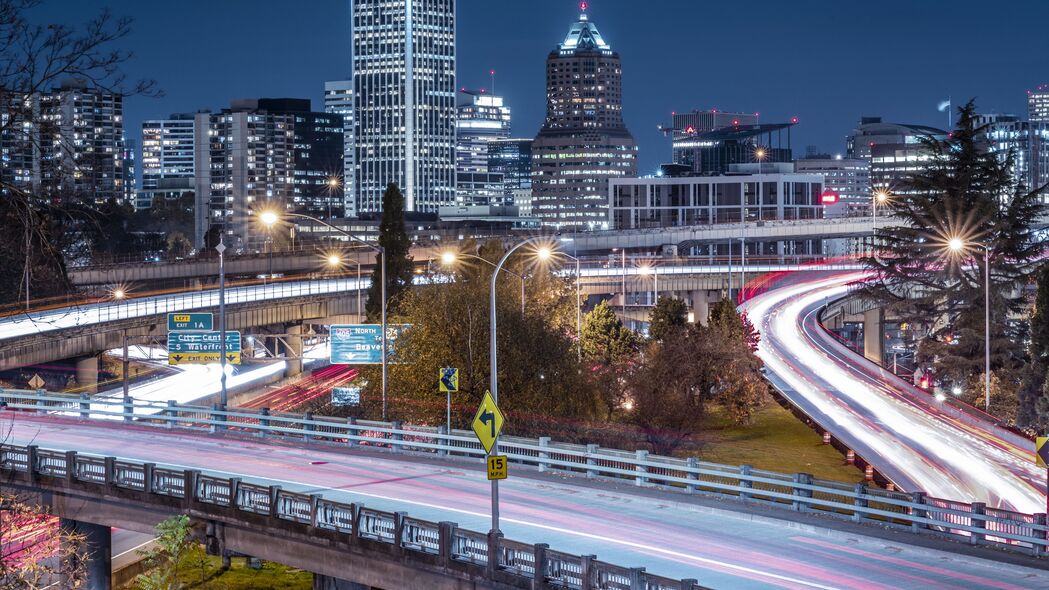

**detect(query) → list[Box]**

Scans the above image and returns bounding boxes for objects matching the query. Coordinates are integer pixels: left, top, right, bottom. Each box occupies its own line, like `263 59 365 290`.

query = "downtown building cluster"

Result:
4 2 1048 248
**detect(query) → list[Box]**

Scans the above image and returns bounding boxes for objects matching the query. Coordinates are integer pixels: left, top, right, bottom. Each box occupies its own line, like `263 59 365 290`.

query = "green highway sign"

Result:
167 313 214 332
167 331 241 365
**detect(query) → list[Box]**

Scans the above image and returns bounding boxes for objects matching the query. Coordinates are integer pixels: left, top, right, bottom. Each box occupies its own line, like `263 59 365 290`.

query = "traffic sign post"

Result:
440 368 459 435
471 390 506 537
167 331 241 365
1036 437 1049 469
330 324 410 364
167 313 213 332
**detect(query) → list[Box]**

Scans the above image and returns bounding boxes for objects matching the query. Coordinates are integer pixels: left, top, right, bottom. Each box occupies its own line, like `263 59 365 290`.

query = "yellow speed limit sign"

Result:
487 455 507 480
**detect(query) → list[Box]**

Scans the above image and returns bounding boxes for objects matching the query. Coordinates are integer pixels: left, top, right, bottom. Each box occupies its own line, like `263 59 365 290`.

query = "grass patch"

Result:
122 555 313 590
694 403 864 483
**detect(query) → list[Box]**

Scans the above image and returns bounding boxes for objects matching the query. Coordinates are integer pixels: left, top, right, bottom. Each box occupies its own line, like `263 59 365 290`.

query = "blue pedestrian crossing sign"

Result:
439 367 459 393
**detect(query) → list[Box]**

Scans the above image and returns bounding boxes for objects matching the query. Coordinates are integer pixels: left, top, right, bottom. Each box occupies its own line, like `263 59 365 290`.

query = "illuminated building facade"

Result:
352 0 456 214
532 4 637 229
456 89 510 205
141 113 195 195
324 80 356 217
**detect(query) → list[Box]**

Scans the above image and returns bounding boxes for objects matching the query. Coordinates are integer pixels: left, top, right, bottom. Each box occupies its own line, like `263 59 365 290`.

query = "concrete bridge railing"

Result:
5 443 707 590
2 388 1047 559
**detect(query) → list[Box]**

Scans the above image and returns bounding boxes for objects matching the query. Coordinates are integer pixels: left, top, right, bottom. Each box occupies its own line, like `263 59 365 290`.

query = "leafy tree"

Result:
709 298 761 351
582 301 640 420
648 297 688 341
135 515 208 590
861 101 1046 402
347 240 595 431
166 232 193 259
1019 264 1049 428
0 496 87 587
365 184 414 319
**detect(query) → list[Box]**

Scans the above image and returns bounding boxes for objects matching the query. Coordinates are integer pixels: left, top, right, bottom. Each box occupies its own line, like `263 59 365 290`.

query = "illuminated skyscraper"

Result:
1029 84 1049 123
532 3 637 229
324 80 355 217
352 0 456 214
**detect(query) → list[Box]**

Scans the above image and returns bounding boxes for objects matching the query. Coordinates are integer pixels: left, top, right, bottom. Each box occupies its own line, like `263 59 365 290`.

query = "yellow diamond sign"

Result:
1037 437 1049 468
471 390 505 454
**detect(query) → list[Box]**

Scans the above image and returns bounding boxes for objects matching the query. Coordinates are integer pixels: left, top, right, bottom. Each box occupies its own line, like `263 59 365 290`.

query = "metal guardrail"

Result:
3 442 708 590
1 388 1047 561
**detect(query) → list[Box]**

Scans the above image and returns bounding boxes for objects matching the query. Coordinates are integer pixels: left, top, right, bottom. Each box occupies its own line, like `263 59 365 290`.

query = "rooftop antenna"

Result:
490 69 496 96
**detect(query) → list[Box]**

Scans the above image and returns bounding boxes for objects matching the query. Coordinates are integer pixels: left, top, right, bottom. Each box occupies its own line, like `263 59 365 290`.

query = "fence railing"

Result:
1 388 1046 560
2 443 707 590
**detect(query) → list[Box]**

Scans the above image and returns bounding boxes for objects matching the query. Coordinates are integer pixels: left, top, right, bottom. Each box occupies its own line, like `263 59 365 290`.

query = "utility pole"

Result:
218 235 228 408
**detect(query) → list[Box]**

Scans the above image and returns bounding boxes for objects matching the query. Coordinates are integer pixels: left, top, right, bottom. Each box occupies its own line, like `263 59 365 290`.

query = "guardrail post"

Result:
25 445 38 483
532 543 548 582
679 579 698 590
35 391 46 413
437 425 448 457
635 450 648 486
629 567 645 590
1032 514 1046 557
123 395 133 423
211 403 223 433
486 530 503 575
585 444 599 479
580 554 596 590
143 463 155 494
309 494 322 528
64 451 77 484
393 511 406 554
970 502 986 545
346 417 359 447
739 464 753 501
267 486 282 517
910 491 927 533
303 412 314 443
792 473 813 511
391 421 403 453
538 437 551 472
852 483 868 523
165 400 177 429
183 470 200 505
351 503 363 542
438 521 457 566
259 408 270 437
103 456 116 486
79 394 90 420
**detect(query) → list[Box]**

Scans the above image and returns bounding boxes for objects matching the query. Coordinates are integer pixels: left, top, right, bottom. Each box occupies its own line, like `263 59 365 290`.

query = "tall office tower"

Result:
456 89 510 205
324 80 356 217
532 4 637 229
1029 85 1049 123
976 113 1049 196
846 117 947 197
14 79 127 205
488 138 532 210
193 99 342 247
141 114 196 194
352 0 456 214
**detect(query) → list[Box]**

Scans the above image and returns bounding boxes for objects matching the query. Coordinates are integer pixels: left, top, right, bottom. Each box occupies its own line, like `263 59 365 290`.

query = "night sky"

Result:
42 0 1049 176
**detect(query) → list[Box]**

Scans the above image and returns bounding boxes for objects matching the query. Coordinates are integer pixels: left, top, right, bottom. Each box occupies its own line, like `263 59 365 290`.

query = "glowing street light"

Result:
260 209 390 420
439 250 526 313
327 254 342 267
945 236 992 413
111 288 126 300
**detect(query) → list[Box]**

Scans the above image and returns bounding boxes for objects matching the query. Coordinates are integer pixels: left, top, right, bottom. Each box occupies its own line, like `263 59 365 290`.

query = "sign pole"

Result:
218 236 227 408
122 329 129 403
447 389 451 437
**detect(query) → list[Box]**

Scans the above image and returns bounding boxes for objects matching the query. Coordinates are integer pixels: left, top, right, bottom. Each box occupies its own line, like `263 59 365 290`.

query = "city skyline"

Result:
41 0 1049 177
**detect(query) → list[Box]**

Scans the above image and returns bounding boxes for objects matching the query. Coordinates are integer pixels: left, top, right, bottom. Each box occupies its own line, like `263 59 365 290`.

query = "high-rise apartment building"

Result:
1029 84 1049 123
532 4 637 229
324 80 355 217
141 114 196 196
846 117 946 196
352 0 456 214
794 155 871 218
456 90 510 205
0 79 127 205
193 99 342 247
977 113 1049 195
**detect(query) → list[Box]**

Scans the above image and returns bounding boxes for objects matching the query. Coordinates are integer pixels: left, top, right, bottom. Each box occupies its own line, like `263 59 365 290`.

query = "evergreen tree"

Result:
648 297 688 341
709 298 761 351
861 101 1046 395
365 184 414 319
582 300 640 419
1019 264 1049 428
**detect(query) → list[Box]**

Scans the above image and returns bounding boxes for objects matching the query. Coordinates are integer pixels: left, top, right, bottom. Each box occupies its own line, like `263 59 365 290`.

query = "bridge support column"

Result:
863 308 884 365
688 291 711 325
285 324 303 378
75 355 99 394
313 574 368 590
60 518 111 590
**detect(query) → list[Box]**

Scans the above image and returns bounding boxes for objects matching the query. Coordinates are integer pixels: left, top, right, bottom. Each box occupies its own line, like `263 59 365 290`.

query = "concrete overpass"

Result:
66 217 885 288
2 393 1047 590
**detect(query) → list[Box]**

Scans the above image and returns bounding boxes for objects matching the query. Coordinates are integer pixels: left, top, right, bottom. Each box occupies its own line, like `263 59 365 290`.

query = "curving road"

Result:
742 271 1045 513
6 414 1048 590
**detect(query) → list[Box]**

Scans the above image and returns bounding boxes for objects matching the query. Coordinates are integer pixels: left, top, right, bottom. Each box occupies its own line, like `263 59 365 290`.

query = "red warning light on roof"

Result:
580 1 588 10
732 119 740 126
791 117 799 124
820 190 840 205
685 125 696 134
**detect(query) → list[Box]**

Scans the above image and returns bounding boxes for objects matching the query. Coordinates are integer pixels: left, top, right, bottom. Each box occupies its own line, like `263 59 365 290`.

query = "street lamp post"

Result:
440 252 527 313
557 252 583 363
261 211 389 420
218 234 228 408
872 189 889 252
489 237 549 535
948 238 992 413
